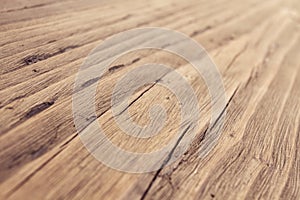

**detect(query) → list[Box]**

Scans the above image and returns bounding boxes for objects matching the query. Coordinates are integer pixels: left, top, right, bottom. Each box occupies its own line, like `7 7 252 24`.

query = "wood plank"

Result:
0 0 299 199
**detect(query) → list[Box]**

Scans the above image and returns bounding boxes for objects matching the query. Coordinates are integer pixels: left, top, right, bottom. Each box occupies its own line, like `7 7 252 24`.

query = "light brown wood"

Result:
0 0 300 199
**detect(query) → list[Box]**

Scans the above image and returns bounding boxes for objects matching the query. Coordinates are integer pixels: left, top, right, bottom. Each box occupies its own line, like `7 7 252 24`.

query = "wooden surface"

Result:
1 0 300 199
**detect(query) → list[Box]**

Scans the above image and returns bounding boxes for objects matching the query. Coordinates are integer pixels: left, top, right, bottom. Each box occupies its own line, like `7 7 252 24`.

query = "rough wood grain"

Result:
0 0 300 199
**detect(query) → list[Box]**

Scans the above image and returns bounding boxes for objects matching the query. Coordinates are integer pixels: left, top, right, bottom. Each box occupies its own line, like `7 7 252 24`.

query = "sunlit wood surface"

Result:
0 0 300 199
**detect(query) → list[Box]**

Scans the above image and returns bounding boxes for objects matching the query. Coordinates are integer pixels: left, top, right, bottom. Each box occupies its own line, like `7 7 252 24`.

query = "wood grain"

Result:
0 0 300 199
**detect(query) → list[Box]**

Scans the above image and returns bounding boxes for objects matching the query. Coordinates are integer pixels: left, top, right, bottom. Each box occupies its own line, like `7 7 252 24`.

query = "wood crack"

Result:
225 42 248 70
140 124 192 200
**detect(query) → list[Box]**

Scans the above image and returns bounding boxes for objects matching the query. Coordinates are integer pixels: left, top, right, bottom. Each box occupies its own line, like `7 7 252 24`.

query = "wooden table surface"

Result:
0 0 300 199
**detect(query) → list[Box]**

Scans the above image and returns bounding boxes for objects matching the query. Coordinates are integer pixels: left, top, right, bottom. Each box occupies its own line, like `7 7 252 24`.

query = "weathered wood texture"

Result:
0 0 300 199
